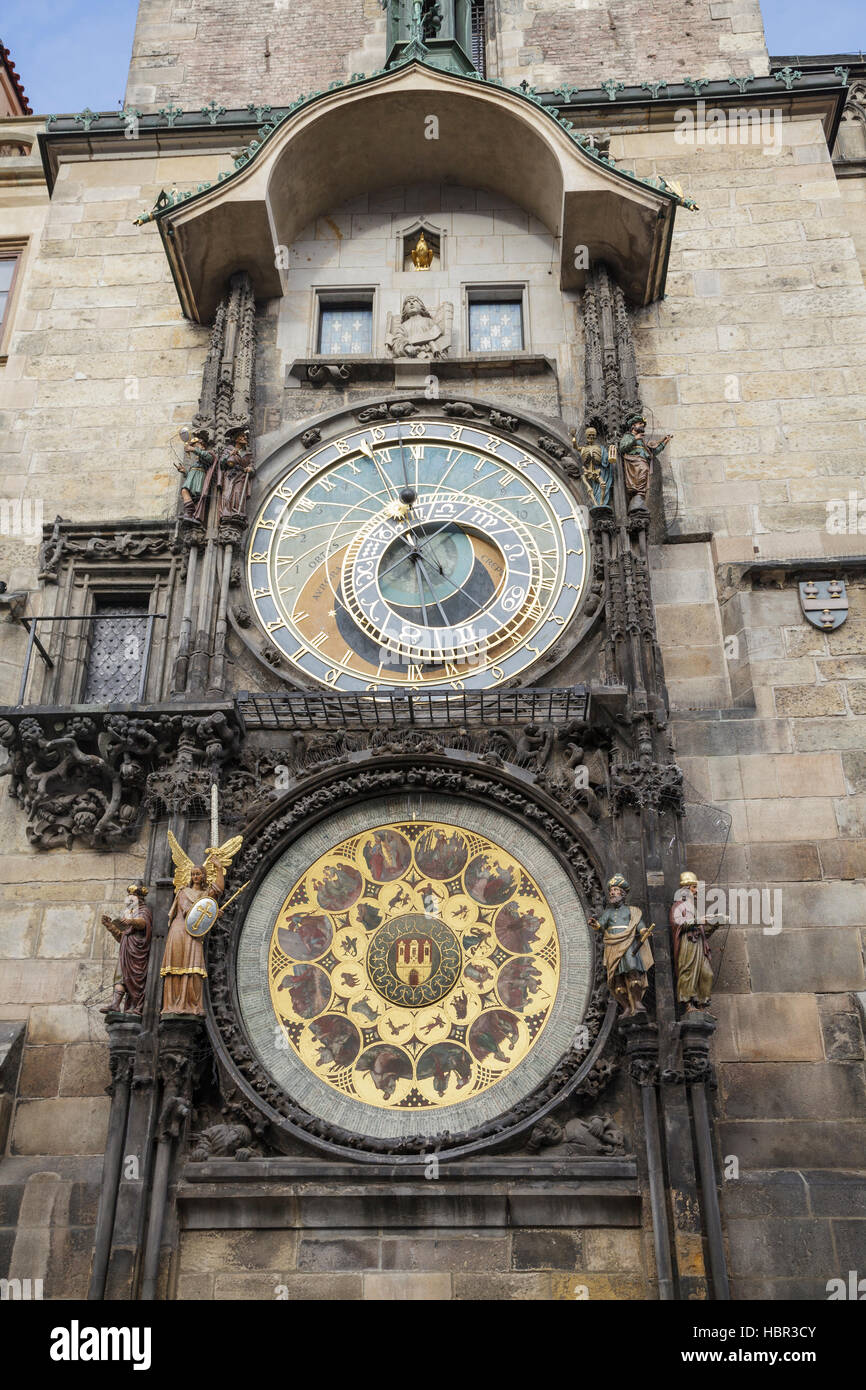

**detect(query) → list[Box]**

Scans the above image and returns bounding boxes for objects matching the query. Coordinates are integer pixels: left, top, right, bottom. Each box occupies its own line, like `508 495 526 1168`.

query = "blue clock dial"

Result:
247 417 589 691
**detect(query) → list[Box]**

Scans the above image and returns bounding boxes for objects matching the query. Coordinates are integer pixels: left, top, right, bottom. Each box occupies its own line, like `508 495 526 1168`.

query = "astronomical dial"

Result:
246 416 589 690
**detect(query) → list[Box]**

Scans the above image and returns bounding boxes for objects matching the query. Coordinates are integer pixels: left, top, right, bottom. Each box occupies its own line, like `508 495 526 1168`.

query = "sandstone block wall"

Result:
175 1221 654 1300
124 0 769 112
621 111 866 1298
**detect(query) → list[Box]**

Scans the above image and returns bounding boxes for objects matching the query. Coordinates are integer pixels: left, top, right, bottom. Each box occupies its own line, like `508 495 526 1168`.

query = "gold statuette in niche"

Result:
267 819 561 1110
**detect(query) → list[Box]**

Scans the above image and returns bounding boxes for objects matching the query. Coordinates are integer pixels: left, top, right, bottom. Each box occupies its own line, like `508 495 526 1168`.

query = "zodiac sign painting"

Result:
269 817 562 1110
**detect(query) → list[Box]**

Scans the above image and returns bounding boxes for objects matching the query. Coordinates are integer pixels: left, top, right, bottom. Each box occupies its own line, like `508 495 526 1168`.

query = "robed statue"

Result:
216 427 255 523
100 882 152 1014
385 294 452 360
589 873 654 1016
670 869 725 1013
160 831 243 1015
619 412 671 513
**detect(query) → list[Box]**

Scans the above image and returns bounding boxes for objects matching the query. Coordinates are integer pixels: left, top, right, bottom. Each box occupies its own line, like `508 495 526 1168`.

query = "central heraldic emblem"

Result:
266 818 562 1110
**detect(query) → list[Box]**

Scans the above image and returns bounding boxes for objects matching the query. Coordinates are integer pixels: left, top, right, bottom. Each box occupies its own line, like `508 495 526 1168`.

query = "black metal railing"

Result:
235 685 590 731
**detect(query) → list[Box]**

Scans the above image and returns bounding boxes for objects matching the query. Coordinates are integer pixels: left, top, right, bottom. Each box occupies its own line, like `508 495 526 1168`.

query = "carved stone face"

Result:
632 419 646 436
585 428 597 443
608 885 625 905
401 295 428 319
191 867 206 889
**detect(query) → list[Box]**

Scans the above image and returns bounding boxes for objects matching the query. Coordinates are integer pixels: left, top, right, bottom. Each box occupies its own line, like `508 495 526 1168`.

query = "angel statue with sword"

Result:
160 831 246 1015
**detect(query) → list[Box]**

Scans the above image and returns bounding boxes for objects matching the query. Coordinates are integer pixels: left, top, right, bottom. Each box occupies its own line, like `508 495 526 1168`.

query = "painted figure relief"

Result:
267 818 562 1109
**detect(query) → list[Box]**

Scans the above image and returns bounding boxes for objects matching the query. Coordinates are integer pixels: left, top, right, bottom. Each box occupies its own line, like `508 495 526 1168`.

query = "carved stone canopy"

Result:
149 62 681 321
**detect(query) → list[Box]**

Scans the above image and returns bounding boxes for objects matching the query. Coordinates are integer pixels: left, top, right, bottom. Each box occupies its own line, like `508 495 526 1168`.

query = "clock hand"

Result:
414 552 453 629
378 526 448 583
359 438 399 504
411 552 430 629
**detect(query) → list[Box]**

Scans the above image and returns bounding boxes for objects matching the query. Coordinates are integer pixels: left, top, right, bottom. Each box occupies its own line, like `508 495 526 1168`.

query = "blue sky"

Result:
2 0 864 115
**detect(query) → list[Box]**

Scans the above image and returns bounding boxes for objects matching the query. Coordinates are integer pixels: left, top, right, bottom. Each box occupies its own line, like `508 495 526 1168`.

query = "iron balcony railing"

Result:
235 685 590 731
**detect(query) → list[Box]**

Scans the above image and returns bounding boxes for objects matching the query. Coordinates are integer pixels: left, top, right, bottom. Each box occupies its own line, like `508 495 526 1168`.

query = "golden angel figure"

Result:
160 831 243 1015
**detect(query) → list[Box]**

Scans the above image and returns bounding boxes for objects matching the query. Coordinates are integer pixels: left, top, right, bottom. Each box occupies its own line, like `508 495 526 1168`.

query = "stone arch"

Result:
154 62 683 321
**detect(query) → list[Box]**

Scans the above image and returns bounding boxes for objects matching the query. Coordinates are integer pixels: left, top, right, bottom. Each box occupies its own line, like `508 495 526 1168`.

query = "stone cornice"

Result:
38 67 848 196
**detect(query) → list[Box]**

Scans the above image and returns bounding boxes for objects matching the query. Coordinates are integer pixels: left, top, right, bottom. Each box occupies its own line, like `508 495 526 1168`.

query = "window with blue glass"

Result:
318 301 373 355
468 298 524 352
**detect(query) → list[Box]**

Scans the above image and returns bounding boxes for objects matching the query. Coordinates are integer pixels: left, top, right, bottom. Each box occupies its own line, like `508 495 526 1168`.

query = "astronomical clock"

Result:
229 794 597 1145
246 416 589 691
207 402 609 1159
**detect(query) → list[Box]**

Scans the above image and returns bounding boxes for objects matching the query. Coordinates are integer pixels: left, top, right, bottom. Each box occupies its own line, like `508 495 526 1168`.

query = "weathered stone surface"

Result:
297 1236 381 1271
18 1046 62 1098
58 1044 111 1098
511 1230 583 1271
453 1272 550 1300
365 1272 452 1300
719 1121 866 1170
379 1236 508 1272
804 1172 866 1217
720 1170 809 1220
747 928 866 994
713 994 824 1062
180 1229 299 1272
746 842 821 882
818 1009 865 1061
11 1097 110 1155
725 1217 836 1277
551 1272 649 1299
213 1272 296 1299
774 685 846 718
718 1062 866 1120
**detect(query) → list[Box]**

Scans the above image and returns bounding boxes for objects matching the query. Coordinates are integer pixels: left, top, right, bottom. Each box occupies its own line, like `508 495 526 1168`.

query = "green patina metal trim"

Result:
132 58 698 228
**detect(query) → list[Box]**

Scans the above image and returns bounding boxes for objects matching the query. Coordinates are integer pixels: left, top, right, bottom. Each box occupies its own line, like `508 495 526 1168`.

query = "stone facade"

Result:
0 9 864 1304
125 0 769 109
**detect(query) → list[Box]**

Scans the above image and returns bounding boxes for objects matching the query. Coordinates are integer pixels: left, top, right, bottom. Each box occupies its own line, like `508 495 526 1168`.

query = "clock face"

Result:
235 795 593 1139
247 417 589 690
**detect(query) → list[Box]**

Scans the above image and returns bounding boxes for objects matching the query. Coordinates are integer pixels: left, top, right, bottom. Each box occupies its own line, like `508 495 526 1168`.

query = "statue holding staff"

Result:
589 873 654 1017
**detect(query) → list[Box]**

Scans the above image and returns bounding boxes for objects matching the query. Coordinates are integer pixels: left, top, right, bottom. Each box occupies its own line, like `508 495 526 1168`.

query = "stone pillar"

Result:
140 1013 205 1300
88 1013 141 1300
679 1013 730 1300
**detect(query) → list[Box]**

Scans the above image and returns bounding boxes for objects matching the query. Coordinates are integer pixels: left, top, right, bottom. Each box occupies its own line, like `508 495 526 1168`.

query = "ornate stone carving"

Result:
537 434 570 461
156 1015 205 1141
355 399 418 422
184 270 257 525
620 1014 660 1087
189 1120 258 1162
37 518 173 583
526 1112 626 1156
609 757 685 816
385 294 452 359
0 713 165 850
